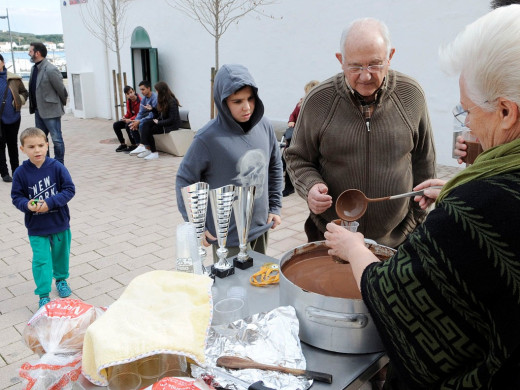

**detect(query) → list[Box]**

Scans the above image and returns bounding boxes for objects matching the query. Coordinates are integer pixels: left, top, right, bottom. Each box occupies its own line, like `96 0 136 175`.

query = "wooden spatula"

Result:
216 355 333 383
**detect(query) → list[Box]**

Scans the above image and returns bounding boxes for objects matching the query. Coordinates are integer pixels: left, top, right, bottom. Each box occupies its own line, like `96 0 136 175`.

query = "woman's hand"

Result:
413 179 447 209
324 222 378 290
453 135 467 165
267 213 281 229
324 222 365 262
153 119 159 124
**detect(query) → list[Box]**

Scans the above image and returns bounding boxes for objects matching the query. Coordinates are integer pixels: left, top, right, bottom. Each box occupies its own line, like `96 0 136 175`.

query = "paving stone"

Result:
73 278 124 301
0 307 33 331
0 327 21 349
0 340 35 365
0 362 24 389
82 264 128 284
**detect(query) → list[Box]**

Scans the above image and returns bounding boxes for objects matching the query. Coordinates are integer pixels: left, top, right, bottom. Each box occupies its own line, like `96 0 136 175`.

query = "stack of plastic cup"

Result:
176 222 203 274
137 356 163 387
107 371 141 390
106 354 189 389
159 354 189 380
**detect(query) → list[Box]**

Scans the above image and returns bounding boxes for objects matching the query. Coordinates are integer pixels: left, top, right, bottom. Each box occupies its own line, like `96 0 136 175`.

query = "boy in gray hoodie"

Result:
176 64 283 259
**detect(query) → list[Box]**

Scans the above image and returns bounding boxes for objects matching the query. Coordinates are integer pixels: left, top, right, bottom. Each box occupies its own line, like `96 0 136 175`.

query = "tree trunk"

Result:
210 67 216 119
112 70 118 116
215 0 220 71
112 0 124 117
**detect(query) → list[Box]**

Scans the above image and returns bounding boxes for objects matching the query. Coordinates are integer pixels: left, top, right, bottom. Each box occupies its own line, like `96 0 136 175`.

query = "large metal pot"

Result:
279 240 395 354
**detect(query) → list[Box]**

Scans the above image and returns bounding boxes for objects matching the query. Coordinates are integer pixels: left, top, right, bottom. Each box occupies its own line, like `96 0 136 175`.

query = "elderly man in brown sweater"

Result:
285 17 436 248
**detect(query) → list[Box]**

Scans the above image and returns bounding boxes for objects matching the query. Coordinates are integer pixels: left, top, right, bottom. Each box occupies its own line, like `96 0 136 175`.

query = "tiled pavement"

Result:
0 107 462 389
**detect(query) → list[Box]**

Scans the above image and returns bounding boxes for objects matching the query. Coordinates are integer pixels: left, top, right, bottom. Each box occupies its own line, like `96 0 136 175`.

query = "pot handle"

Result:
305 306 368 328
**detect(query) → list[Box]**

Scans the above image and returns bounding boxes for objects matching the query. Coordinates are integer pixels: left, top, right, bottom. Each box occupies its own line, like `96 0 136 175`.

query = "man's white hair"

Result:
339 18 392 60
439 4 520 112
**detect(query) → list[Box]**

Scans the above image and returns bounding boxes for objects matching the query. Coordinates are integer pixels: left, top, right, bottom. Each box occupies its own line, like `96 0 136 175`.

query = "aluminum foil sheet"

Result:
192 306 312 390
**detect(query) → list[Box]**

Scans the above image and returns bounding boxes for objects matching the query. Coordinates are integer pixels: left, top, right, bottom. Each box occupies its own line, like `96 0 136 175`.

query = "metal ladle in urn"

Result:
335 187 443 221
330 187 440 264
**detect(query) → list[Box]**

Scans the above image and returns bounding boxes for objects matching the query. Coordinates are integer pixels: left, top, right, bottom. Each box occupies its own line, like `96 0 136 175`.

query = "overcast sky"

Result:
2 0 63 35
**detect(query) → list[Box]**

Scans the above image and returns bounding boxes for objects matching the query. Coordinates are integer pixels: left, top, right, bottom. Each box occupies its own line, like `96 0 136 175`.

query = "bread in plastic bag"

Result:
20 298 105 390
23 298 105 356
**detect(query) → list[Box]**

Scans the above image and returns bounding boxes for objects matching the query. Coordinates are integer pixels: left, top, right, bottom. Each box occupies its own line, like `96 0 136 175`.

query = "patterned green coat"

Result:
362 172 520 389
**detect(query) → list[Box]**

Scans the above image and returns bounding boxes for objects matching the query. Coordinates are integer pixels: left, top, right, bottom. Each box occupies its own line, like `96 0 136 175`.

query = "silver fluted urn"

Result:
181 182 210 260
209 184 236 278
232 186 256 270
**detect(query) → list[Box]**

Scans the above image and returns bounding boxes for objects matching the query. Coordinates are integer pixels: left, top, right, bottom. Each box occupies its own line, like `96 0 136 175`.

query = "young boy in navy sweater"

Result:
11 127 75 308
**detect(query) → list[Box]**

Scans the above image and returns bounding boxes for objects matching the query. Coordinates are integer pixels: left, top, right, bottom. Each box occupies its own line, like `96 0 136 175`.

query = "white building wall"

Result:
60 0 491 166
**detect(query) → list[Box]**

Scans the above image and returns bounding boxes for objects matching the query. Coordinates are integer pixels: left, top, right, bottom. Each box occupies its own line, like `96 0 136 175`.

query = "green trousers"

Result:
29 229 71 296
211 230 269 263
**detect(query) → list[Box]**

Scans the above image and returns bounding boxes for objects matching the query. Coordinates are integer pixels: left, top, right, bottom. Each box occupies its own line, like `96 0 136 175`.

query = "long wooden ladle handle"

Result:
216 356 333 383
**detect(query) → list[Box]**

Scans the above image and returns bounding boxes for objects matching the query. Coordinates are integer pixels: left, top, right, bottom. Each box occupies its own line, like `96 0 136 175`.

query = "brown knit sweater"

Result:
285 70 436 248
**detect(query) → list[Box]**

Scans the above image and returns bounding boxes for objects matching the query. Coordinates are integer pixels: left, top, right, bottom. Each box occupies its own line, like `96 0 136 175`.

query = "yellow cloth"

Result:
82 271 213 385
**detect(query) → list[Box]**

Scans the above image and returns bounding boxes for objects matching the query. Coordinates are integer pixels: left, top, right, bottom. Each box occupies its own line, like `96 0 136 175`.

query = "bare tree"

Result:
79 0 132 117
168 0 277 71
167 0 278 117
491 0 520 7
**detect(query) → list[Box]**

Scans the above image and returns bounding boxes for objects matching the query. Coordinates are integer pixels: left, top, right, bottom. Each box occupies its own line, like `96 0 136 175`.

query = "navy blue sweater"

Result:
11 157 75 236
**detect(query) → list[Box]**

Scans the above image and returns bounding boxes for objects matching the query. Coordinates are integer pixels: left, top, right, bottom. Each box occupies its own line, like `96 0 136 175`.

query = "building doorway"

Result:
130 26 159 88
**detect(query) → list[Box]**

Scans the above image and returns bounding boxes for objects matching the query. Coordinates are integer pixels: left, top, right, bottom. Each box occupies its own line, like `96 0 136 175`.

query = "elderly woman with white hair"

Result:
325 5 520 389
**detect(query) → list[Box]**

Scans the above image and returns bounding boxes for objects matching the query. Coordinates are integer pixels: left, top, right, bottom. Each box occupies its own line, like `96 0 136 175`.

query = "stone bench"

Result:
270 119 288 142
153 109 194 157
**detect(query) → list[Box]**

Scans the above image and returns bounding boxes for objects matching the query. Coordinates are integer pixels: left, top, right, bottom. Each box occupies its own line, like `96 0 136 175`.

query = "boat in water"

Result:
1 51 67 79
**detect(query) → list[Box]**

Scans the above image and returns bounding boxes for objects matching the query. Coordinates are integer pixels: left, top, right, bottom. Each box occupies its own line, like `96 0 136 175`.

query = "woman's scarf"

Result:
437 137 520 204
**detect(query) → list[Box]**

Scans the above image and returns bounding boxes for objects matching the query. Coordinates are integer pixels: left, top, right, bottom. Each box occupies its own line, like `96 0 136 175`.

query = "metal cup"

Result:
181 182 209 262
209 184 236 278
232 186 256 270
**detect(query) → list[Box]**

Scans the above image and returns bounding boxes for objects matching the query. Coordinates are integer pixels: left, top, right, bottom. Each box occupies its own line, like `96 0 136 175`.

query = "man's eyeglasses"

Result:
346 63 386 74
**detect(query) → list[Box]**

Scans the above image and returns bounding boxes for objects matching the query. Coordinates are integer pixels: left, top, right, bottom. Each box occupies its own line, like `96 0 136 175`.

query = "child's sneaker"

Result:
39 297 51 308
56 279 72 298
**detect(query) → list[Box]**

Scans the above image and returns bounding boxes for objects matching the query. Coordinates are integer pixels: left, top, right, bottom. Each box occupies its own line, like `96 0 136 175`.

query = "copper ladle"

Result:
336 186 443 221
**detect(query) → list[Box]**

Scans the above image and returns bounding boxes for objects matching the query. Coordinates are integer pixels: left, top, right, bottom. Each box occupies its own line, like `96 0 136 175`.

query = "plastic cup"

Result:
162 354 188 372
212 297 248 326
330 220 359 263
106 361 138 380
107 372 141 390
159 369 189 380
226 286 247 300
332 219 359 232
137 356 164 387
460 131 483 165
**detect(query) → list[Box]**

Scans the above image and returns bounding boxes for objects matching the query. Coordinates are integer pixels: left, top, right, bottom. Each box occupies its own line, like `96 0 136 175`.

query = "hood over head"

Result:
213 64 264 132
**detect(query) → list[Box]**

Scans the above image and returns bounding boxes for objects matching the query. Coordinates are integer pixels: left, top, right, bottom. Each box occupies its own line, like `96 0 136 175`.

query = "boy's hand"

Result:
130 120 140 130
203 230 216 247
268 213 281 229
28 199 48 213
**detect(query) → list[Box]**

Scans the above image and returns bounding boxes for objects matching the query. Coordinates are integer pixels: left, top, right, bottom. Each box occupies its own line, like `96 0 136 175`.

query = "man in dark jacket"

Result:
28 42 68 165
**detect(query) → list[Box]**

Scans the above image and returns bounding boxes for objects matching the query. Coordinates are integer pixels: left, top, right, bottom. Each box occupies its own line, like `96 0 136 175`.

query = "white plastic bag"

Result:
20 298 105 389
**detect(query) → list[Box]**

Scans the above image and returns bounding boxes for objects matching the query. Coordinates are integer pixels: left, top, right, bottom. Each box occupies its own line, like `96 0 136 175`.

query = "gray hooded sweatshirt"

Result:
176 64 283 247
